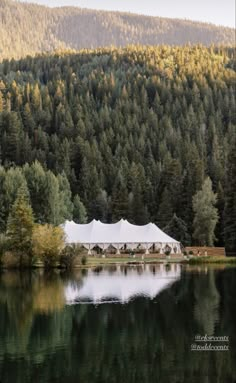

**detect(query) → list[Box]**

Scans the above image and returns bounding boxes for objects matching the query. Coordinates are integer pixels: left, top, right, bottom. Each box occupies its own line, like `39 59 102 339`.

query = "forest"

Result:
0 45 235 251
0 0 235 60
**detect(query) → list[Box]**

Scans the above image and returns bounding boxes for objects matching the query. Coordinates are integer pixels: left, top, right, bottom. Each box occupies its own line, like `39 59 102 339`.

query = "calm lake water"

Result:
0 264 235 383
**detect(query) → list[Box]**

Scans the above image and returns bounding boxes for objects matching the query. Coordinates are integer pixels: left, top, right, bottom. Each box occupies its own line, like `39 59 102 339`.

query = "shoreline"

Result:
85 256 236 268
1 256 236 270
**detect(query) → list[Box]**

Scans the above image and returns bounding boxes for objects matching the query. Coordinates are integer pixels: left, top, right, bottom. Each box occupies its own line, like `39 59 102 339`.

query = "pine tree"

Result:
23 161 47 223
157 187 174 229
3 112 21 164
90 189 109 222
0 167 28 231
224 136 236 255
7 186 34 265
0 167 6 230
164 214 190 246
130 185 149 225
58 172 73 222
111 175 129 222
192 177 219 246
180 145 204 235
73 194 88 224
44 171 61 225
215 182 225 247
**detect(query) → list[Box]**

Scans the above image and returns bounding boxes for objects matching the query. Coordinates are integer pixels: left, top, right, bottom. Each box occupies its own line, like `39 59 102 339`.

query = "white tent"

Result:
62 219 181 254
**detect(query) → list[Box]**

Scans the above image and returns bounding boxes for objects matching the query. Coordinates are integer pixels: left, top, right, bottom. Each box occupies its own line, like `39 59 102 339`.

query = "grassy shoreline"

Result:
1 256 236 270
85 256 236 267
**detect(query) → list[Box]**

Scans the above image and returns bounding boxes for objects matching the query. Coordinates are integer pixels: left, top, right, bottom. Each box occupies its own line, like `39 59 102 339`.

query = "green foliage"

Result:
224 135 236 255
58 172 74 223
60 243 84 269
32 224 65 268
111 175 129 222
73 195 88 224
81 255 87 266
23 161 48 223
0 46 235 244
129 187 149 225
0 234 9 262
0 162 74 230
164 214 191 246
90 189 109 222
192 177 219 246
1 251 21 268
0 166 28 231
6 186 34 266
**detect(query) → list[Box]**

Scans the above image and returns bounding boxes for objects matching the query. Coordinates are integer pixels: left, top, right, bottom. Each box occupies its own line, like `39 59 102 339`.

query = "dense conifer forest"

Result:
0 46 235 249
0 0 235 60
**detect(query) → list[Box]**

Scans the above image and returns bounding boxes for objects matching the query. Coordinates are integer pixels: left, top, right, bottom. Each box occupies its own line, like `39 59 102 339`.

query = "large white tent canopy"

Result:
63 219 181 254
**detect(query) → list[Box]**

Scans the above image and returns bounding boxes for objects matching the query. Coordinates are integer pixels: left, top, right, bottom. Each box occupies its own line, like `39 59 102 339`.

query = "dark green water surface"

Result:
0 264 235 383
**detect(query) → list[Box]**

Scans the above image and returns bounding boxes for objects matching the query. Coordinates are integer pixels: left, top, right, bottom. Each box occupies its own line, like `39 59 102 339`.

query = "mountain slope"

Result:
0 0 235 60
0 46 235 244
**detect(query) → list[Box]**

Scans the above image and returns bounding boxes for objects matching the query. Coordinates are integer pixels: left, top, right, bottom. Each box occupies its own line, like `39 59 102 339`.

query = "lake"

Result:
0 264 235 383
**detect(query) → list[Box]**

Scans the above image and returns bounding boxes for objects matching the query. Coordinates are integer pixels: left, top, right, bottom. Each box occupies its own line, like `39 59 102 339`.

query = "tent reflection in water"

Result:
62 219 181 255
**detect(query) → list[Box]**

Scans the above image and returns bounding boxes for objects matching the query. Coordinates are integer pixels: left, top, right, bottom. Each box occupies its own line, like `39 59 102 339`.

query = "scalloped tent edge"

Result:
62 219 181 254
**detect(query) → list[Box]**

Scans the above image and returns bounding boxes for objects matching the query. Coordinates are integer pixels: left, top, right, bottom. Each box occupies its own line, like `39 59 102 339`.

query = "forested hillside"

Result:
0 0 235 60
0 46 235 247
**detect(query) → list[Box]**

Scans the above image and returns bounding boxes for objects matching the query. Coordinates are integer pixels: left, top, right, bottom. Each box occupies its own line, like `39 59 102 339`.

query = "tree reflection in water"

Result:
0 265 235 383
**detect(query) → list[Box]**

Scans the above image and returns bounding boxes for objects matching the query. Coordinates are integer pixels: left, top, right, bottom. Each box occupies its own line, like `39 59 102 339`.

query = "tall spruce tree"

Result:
90 189 109 222
73 195 88 224
23 161 47 223
44 171 61 225
130 185 149 225
7 185 34 265
0 166 28 231
164 214 190 246
192 177 219 246
224 136 236 255
111 175 129 222
58 172 73 222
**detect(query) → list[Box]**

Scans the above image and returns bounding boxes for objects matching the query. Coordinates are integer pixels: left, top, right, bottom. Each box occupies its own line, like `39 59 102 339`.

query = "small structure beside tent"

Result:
62 219 181 255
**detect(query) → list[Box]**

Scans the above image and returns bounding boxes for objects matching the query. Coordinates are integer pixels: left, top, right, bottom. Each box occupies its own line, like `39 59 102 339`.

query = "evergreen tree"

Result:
192 177 219 246
58 172 73 222
7 186 34 265
130 185 149 225
224 136 236 255
90 189 109 222
157 187 174 229
164 214 191 246
215 182 225 247
0 167 6 229
23 161 47 223
111 175 129 222
73 195 88 224
44 171 61 225
0 166 28 231
3 112 21 164
180 145 204 235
